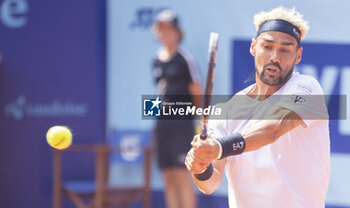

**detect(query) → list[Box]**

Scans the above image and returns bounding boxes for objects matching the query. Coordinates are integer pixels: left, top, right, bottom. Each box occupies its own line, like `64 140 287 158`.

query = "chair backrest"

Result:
107 130 152 189
52 130 153 208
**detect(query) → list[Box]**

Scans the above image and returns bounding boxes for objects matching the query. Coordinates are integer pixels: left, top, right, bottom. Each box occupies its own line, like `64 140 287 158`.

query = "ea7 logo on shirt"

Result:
143 97 162 117
290 95 306 104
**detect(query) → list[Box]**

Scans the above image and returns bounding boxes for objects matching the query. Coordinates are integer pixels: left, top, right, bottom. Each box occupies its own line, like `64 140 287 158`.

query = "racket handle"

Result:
200 121 208 140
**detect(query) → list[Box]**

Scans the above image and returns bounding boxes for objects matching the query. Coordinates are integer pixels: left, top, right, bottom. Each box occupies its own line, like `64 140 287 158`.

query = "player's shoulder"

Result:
177 47 196 65
178 47 194 59
209 87 252 120
291 72 319 84
282 72 324 95
213 84 254 110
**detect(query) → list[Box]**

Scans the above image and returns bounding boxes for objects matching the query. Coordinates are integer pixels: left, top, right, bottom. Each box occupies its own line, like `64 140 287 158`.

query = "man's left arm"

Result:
240 107 303 152
190 107 307 170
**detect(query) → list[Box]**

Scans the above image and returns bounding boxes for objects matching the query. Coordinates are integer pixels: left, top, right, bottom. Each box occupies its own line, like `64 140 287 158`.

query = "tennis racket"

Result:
200 32 219 141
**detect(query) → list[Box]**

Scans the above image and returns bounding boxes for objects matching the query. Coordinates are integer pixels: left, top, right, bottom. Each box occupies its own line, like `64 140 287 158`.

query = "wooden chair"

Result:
52 143 152 208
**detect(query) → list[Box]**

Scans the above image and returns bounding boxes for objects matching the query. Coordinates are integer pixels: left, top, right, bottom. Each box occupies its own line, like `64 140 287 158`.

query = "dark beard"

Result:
256 64 294 86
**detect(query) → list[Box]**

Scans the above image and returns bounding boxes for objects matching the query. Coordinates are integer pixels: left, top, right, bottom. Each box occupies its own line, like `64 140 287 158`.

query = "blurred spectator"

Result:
151 9 202 208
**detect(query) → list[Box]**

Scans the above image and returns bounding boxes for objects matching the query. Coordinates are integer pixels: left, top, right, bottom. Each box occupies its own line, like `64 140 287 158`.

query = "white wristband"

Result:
214 139 223 159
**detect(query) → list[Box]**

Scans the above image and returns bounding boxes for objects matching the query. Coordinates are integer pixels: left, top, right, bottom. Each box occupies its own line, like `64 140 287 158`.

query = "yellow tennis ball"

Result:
46 126 73 150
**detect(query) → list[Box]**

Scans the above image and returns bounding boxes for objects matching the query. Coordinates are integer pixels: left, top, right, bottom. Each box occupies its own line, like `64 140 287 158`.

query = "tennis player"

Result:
185 6 330 208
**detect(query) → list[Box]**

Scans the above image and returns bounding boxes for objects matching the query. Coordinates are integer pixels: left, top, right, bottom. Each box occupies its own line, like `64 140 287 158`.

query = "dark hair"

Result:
175 27 183 43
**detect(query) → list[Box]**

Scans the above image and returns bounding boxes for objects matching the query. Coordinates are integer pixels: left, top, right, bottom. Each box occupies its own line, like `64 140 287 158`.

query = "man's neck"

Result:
247 77 284 101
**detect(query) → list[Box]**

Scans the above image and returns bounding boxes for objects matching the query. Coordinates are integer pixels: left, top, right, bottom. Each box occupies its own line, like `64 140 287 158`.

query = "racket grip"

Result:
200 123 208 140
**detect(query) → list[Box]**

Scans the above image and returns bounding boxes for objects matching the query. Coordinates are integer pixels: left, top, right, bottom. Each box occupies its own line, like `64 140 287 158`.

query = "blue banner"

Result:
109 130 151 164
0 0 106 207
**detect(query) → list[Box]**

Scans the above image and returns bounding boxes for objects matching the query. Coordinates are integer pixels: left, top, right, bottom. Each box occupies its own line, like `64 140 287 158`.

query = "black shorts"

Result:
155 120 194 169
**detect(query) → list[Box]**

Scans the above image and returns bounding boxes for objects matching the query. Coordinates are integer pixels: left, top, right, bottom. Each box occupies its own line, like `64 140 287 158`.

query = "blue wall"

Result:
0 0 106 207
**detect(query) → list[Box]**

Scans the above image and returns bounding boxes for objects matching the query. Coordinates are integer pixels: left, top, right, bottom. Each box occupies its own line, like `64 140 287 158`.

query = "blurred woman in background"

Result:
151 9 202 208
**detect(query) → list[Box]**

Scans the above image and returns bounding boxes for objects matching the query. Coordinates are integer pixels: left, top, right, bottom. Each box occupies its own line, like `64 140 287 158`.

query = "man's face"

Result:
250 31 303 86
